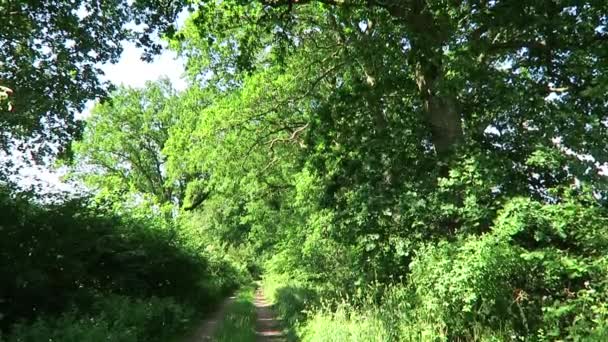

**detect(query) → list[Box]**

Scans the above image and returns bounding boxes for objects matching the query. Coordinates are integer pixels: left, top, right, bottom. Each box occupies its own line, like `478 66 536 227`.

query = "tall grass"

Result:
262 276 516 342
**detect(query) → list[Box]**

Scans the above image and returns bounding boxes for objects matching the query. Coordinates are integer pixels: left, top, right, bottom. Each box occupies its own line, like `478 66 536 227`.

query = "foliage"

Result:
0 0 182 158
156 1 608 339
0 187 243 338
3 295 194 342
157 1 608 339
72 79 185 211
262 197 608 340
297 293 515 342
5 0 608 340
0 86 13 112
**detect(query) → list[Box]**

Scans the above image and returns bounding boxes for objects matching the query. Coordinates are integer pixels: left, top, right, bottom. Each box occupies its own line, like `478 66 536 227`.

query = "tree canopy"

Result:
162 1 608 338
2 1 608 340
72 79 181 207
0 0 183 157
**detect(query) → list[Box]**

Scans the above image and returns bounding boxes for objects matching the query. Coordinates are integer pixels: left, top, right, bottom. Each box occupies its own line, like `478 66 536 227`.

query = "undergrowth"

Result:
0 191 249 341
1 295 194 342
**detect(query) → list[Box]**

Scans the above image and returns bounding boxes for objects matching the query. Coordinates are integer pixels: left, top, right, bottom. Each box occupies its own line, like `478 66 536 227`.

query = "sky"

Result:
101 43 187 91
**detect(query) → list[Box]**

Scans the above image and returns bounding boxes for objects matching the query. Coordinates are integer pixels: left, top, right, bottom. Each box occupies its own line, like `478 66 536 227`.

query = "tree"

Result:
172 0 608 173
160 3 608 338
50 2 608 338
72 79 183 210
0 0 183 159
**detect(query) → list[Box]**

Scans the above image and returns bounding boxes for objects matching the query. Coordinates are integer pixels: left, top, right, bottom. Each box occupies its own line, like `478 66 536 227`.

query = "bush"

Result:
4 295 194 342
407 197 608 340
278 282 515 342
409 236 528 338
263 196 608 341
0 189 247 337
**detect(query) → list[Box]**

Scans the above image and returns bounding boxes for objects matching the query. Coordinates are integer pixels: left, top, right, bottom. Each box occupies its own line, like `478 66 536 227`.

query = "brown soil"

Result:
184 296 235 342
254 288 286 341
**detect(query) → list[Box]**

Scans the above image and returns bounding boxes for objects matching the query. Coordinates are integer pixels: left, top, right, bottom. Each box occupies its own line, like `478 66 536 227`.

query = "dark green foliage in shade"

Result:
3 295 195 342
0 187 245 338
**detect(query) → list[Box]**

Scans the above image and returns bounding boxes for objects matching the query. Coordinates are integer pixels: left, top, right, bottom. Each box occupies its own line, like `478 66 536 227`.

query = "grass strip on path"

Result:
213 285 257 341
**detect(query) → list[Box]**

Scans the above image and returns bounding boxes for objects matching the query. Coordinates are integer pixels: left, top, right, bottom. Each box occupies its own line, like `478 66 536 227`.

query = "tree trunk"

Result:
406 5 463 158
415 65 462 156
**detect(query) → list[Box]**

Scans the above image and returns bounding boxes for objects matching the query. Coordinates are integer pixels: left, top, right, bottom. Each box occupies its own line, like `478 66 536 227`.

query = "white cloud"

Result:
101 42 186 91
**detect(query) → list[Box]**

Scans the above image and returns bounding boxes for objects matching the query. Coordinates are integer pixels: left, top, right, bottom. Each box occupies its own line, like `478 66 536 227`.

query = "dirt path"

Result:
184 296 235 341
254 288 286 341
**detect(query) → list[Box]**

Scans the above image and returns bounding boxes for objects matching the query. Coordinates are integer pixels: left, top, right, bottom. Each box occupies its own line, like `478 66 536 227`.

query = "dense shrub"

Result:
0 188 246 338
3 295 194 342
262 196 608 341
409 236 528 338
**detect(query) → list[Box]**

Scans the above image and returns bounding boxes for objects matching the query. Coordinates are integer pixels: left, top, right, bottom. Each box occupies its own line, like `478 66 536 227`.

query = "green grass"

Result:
214 286 257 342
261 274 317 341
261 275 517 342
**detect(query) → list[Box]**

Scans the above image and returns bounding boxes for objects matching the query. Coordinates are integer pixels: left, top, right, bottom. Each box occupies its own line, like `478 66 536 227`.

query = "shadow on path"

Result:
185 296 236 341
254 288 286 341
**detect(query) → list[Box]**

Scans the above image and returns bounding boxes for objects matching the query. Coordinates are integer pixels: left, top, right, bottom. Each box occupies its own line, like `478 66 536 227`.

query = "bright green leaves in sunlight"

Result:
72 79 183 213
0 85 13 112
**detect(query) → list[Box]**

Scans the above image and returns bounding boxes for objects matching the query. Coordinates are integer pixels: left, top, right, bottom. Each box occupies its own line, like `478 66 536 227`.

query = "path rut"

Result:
254 288 286 341
185 296 235 341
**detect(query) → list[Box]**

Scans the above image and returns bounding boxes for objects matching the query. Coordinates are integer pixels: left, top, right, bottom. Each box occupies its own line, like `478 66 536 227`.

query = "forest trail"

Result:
185 296 235 341
254 287 286 341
